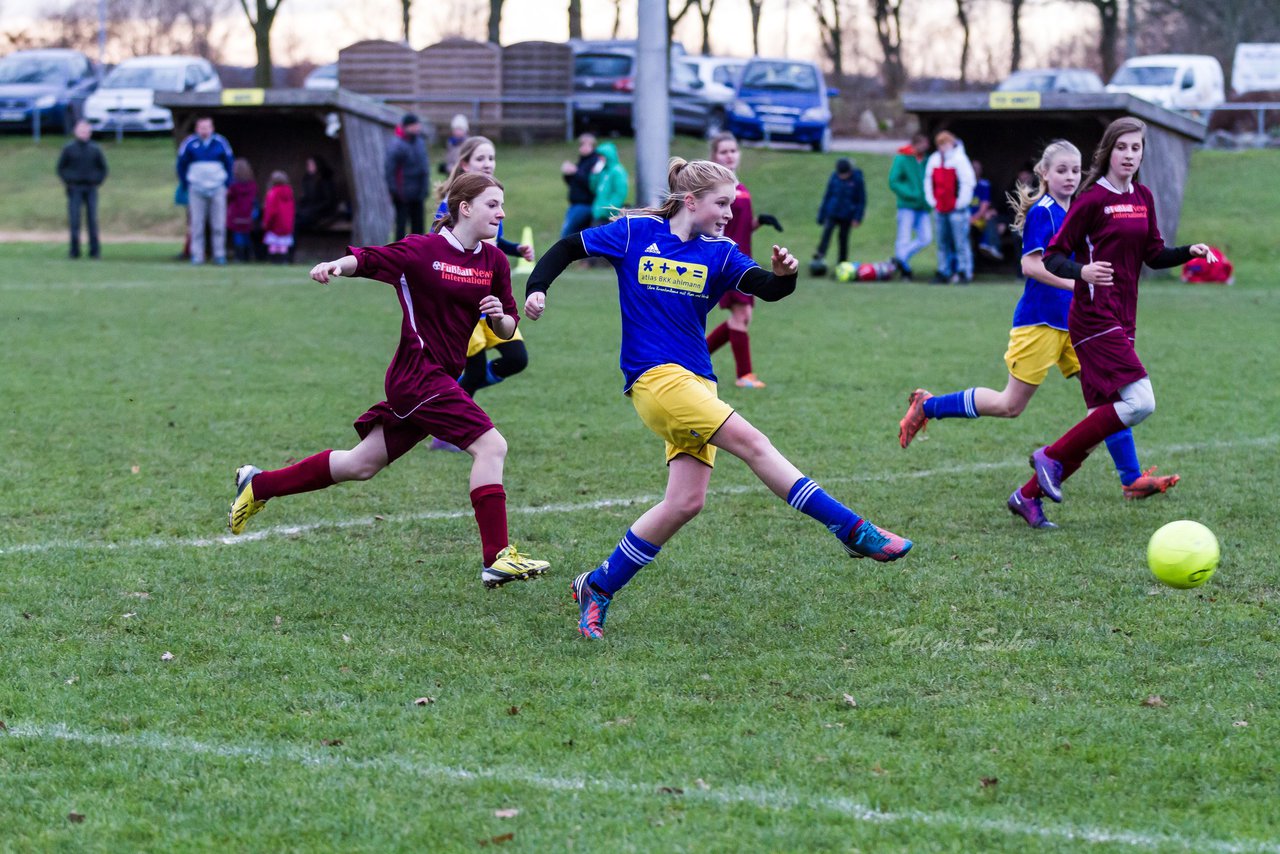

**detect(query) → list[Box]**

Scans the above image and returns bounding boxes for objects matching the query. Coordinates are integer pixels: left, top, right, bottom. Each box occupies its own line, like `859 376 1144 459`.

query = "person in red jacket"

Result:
262 170 295 264
226 158 257 263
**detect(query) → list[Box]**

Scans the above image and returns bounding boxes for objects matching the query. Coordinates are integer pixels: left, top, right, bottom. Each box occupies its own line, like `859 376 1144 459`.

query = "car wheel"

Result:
810 127 831 153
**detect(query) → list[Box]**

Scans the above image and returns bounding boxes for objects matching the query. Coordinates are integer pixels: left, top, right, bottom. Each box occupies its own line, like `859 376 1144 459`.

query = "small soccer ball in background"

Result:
1148 520 1219 588
808 257 829 278
873 259 898 281
834 261 856 282
857 263 878 281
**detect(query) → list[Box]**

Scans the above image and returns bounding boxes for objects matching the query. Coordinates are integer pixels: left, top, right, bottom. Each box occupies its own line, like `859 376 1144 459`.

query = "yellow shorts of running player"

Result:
629 363 735 467
466 319 525 359
1003 324 1080 385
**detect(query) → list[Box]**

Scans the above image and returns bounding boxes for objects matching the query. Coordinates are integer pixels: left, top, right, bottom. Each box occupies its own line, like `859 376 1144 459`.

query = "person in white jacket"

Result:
923 131 976 284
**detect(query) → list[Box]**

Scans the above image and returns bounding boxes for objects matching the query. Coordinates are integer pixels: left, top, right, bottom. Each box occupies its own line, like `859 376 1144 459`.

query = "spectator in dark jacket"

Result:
559 133 601 238
296 155 338 230
385 112 430 238
56 120 108 259
226 157 257 263
813 157 866 266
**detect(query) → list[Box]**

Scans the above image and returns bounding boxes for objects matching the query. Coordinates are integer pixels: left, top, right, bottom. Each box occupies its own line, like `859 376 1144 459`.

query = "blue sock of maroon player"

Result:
1103 428 1142 485
251 450 335 501
587 528 661 596
923 389 978 420
787 477 863 540
470 484 508 567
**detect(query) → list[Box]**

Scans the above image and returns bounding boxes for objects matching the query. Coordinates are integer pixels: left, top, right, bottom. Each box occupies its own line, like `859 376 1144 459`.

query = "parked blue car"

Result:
0 49 100 133
727 58 835 152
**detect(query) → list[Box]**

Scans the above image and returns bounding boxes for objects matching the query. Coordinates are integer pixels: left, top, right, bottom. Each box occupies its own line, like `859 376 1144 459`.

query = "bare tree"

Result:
693 0 718 55
1140 0 1280 78
612 0 625 38
873 0 906 98
487 0 504 44
45 0 229 61
1009 0 1025 72
238 0 286 87
954 0 971 85
669 0 697 46
746 0 764 56
401 0 412 42
1076 0 1121 79
812 0 845 77
568 0 582 40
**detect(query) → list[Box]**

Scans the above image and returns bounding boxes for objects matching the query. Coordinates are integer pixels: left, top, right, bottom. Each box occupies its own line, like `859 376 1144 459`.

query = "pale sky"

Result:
12 0 1097 81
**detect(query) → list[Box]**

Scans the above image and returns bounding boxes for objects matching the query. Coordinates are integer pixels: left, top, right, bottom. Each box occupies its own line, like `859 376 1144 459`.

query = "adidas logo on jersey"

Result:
643 243 661 254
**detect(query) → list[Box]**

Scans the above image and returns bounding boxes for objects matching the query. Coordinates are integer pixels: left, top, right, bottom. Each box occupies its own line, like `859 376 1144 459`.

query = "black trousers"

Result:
67 185 100 257
393 198 425 239
815 218 853 263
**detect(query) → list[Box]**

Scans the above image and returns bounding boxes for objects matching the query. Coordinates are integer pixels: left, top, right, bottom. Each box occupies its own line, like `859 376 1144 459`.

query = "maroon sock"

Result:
706 321 730 353
1047 406 1126 468
470 484 508 567
1019 458 1084 500
728 328 753 377
252 450 335 502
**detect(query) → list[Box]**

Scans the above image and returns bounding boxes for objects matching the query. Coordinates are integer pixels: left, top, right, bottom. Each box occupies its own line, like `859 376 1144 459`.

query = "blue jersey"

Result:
581 215 759 390
1011 195 1073 331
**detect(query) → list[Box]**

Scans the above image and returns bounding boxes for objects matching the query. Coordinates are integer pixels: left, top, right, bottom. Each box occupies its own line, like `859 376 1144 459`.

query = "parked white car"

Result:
1106 54 1224 112
303 63 338 91
83 56 221 133
682 55 746 132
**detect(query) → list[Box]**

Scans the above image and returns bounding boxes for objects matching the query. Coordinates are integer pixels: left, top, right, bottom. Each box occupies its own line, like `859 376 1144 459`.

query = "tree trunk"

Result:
401 0 411 42
238 0 281 89
568 0 581 40
812 1 844 78
613 0 624 38
1010 0 1024 72
698 1 715 55
873 0 905 99
747 0 763 56
1093 0 1120 79
955 0 970 85
488 0 504 45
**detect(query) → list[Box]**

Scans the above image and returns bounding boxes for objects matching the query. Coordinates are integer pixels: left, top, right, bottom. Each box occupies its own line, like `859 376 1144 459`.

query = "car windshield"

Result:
101 65 184 91
997 72 1056 91
1111 65 1177 87
712 64 741 86
0 57 71 85
575 54 631 78
741 61 817 91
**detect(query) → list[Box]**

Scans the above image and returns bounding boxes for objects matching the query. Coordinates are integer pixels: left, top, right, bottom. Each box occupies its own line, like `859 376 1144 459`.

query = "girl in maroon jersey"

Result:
703 132 782 389
227 172 550 588
1011 117 1214 519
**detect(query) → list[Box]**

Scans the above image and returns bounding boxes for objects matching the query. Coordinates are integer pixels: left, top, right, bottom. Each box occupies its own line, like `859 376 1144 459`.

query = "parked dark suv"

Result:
0 48 99 133
571 41 716 137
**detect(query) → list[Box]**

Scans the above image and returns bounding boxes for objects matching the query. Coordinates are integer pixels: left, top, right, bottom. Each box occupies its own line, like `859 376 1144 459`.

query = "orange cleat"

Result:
1122 467 1180 500
898 389 932 449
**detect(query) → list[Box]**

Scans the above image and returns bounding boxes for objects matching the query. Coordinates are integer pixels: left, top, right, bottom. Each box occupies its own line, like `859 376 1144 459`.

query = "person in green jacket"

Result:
888 133 931 280
590 141 630 223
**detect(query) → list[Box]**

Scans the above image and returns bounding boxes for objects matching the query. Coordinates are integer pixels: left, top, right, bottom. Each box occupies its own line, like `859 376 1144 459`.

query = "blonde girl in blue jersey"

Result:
896 140 1178 528
525 157 912 640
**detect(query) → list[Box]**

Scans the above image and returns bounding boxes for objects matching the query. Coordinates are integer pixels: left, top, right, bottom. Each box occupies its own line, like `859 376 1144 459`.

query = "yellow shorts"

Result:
629 364 734 467
1004 325 1080 385
466 319 525 359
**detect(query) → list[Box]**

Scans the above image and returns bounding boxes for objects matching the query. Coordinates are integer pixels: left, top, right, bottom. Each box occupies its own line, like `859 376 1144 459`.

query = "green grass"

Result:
1 144 1279 852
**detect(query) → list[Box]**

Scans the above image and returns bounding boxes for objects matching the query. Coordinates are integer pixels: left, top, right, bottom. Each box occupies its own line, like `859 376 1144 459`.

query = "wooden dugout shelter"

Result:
903 92 1208 247
157 88 403 255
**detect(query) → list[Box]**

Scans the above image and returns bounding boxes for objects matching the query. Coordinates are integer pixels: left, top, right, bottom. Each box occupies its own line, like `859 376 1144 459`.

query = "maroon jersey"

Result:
723 182 755 258
1046 179 1167 342
350 229 517 416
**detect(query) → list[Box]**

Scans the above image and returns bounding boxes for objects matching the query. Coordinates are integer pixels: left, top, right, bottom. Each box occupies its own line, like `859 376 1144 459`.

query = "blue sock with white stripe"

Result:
787 477 862 541
922 389 978 420
588 528 661 596
1104 428 1142 486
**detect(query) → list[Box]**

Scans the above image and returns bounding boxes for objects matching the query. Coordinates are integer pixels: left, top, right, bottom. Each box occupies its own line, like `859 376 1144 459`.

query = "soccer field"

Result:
3 150 1280 850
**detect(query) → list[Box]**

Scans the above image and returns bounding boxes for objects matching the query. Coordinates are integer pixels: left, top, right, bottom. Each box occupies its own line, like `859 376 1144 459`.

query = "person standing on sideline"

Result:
924 130 976 284
56 119 108 259
386 112 430 238
441 113 469 176
227 171 550 589
812 157 866 269
523 158 912 640
1008 117 1213 527
226 157 257 263
559 133 601 239
176 116 234 265
262 170 295 264
589 141 629 225
705 132 783 389
888 133 931 280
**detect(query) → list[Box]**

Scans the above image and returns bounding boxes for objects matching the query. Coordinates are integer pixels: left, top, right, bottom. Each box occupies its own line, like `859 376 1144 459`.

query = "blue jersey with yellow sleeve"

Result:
1011 195 1073 331
581 215 759 390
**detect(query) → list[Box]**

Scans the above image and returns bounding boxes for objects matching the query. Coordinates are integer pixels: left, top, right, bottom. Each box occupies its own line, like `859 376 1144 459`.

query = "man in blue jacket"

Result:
385 113 430 239
177 116 234 265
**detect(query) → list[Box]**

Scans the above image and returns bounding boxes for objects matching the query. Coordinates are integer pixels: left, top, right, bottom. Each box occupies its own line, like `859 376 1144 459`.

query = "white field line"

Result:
6 722 1278 852
1 434 1275 558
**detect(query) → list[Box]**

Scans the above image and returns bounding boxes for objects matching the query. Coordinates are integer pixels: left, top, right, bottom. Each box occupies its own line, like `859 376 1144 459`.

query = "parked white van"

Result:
1106 54 1224 112
1232 44 1280 96
83 55 221 133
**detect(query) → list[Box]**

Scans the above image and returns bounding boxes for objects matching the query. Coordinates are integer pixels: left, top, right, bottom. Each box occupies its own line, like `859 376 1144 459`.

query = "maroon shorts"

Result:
353 377 493 463
1071 327 1148 409
718 290 755 309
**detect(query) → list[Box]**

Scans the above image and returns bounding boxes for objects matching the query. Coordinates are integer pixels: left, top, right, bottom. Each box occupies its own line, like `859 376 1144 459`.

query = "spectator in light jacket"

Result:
887 132 931 279
923 130 976 284
177 116 235 265
56 119 108 259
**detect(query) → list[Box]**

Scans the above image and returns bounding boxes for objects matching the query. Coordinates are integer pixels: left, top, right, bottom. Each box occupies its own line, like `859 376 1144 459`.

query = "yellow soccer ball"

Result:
1148 520 1219 589
834 261 856 282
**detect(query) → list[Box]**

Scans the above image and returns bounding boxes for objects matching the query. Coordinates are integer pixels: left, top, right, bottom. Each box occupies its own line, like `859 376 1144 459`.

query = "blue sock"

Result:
922 389 978 420
588 528 661 596
484 360 504 387
787 477 862 541
1104 428 1142 485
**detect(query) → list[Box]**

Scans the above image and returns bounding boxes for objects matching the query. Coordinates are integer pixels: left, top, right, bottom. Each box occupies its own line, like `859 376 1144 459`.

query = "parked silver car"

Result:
571 41 720 137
